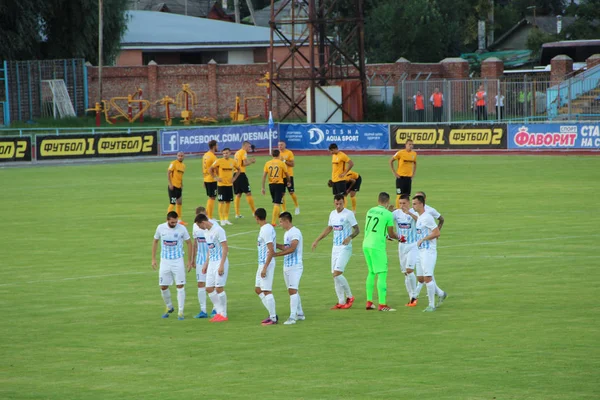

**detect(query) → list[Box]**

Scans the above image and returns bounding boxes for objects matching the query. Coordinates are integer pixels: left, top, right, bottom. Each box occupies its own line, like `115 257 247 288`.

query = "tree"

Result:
493 2 522 40
365 0 485 63
526 27 556 60
0 0 46 60
41 0 128 65
509 0 566 16
0 0 128 64
564 0 600 40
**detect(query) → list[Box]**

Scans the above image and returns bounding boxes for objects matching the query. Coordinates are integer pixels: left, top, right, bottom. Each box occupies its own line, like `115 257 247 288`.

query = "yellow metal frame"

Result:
155 96 176 126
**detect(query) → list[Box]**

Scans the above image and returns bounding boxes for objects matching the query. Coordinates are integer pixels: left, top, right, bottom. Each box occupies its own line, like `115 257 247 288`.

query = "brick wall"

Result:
86 57 470 120
550 55 573 86
88 62 314 120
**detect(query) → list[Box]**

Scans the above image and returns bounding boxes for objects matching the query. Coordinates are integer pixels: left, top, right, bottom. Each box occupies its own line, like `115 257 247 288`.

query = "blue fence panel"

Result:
547 65 600 118
160 124 278 155
508 123 600 149
279 123 389 150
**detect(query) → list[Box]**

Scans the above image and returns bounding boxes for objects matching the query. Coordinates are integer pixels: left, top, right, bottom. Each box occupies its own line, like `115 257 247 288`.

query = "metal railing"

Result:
0 126 161 137
391 75 600 123
547 63 600 119
398 78 557 123
0 59 87 125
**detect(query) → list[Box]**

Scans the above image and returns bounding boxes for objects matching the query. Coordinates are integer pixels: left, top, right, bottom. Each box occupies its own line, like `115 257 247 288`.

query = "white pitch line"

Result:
229 246 255 251
3 234 595 288
227 230 258 237
438 234 600 249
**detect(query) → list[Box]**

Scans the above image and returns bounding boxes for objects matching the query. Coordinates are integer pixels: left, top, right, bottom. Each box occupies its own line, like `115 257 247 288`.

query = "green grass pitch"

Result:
1 154 599 399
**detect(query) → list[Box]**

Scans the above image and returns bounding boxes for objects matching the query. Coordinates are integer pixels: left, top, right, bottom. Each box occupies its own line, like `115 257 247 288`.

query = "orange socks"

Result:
234 196 241 216
290 193 299 207
247 195 256 214
206 198 215 219
272 204 281 225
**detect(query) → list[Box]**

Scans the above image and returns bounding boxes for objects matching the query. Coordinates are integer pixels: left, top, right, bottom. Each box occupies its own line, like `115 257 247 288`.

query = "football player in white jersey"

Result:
195 213 230 322
152 211 192 320
272 212 305 325
410 191 445 298
312 194 360 309
392 194 420 307
410 191 444 230
412 195 447 312
191 206 218 319
254 208 278 325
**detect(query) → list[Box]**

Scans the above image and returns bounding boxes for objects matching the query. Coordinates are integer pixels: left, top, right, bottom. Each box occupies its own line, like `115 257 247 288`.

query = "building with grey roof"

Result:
489 16 577 51
117 10 295 66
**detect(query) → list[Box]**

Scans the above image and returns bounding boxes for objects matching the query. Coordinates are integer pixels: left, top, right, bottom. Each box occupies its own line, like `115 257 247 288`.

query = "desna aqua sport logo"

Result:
308 128 325 145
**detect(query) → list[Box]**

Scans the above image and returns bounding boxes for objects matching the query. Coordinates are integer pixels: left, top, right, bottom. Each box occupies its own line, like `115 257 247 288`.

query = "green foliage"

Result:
0 0 45 60
526 27 557 60
0 0 128 64
364 96 402 122
366 0 443 63
509 0 566 16
361 0 572 63
493 2 523 39
564 0 600 40
365 0 493 63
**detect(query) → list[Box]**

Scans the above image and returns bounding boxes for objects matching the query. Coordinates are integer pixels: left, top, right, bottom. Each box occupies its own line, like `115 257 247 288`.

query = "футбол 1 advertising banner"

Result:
390 124 507 149
279 124 389 150
160 124 278 155
508 124 600 149
36 131 157 160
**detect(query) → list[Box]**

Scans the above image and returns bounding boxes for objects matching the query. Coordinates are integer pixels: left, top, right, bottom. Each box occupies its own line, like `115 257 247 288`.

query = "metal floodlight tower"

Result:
269 0 367 122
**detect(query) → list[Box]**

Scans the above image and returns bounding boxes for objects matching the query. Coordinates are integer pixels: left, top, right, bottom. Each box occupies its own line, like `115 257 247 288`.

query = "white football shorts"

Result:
206 258 229 288
398 242 418 273
331 245 352 273
255 260 276 291
416 249 437 277
159 258 186 286
283 264 303 290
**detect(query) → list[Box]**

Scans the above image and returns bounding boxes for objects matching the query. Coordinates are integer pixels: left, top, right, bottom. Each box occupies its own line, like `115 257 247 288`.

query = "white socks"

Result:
218 292 228 317
417 277 443 298
161 288 173 309
176 287 185 314
415 281 424 297
290 293 299 319
296 293 304 316
433 278 444 296
259 292 271 316
426 281 436 308
405 272 417 299
198 287 206 313
334 274 352 304
337 274 352 298
264 293 276 320
333 276 346 304
208 291 220 315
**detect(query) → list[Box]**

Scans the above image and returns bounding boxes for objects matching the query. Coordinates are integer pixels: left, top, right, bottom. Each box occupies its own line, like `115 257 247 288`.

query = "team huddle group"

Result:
151 139 448 324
